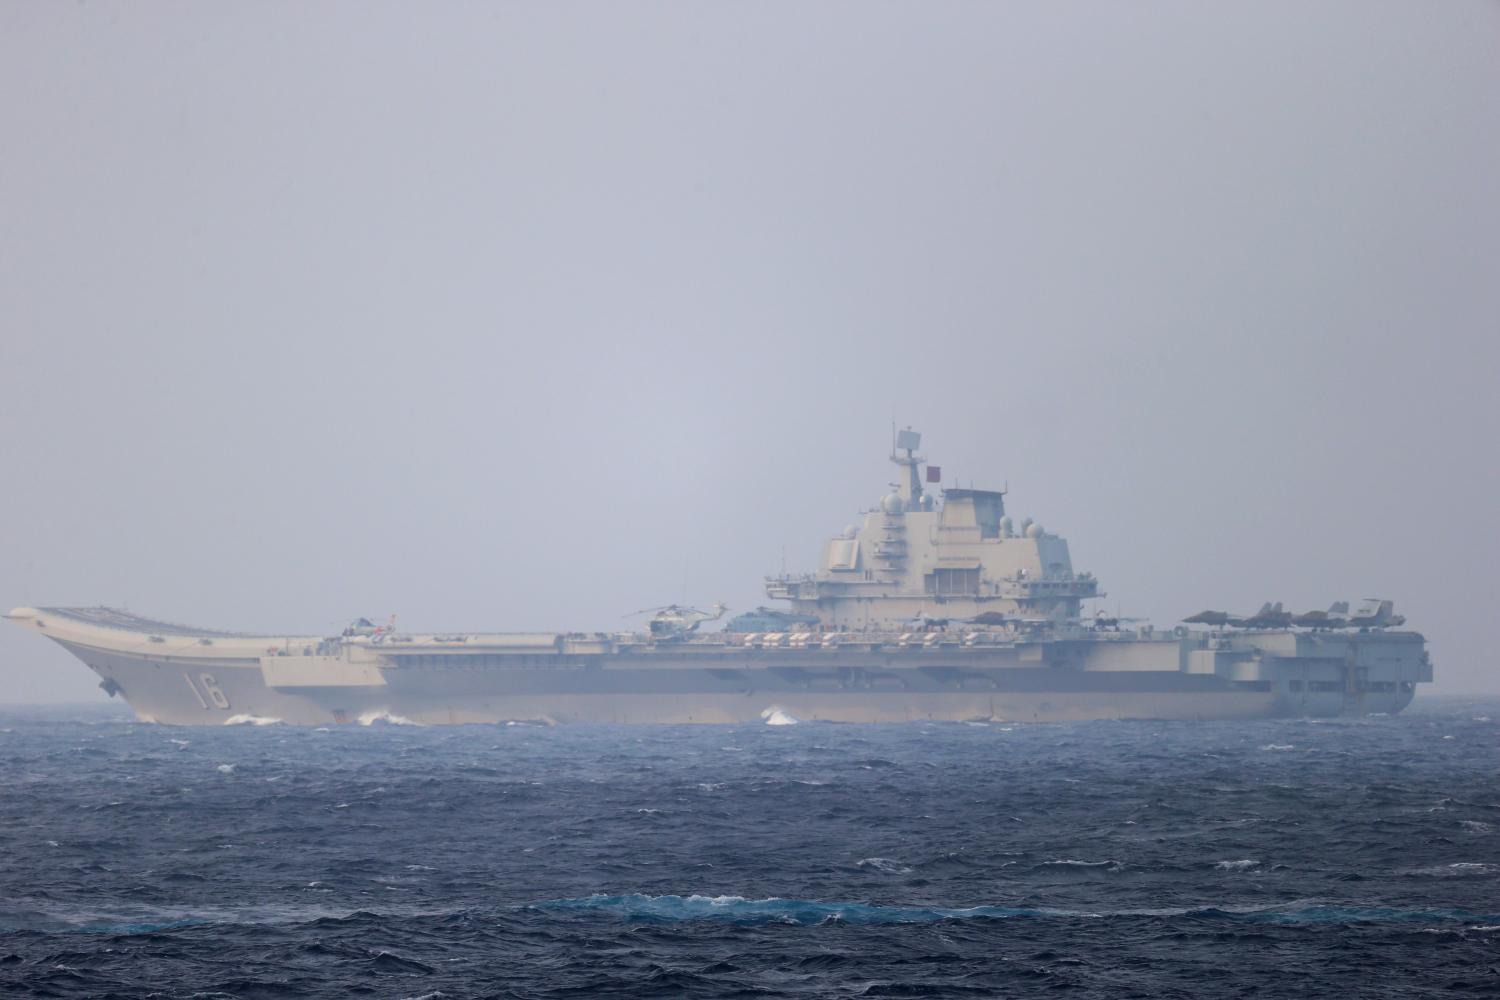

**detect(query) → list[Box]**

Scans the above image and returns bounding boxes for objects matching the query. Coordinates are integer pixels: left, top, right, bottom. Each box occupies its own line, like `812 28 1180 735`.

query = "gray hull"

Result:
24 607 1424 726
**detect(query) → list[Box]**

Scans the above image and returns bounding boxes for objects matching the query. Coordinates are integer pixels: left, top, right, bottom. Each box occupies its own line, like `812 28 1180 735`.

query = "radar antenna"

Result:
891 425 925 509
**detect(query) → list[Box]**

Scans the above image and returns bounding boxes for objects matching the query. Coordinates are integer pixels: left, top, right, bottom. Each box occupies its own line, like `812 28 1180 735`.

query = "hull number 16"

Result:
182 672 231 710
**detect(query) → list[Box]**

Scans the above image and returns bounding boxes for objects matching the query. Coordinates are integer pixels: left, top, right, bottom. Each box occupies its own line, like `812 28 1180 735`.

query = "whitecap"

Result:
1260 744 1295 751
761 707 799 726
857 857 914 874
223 714 283 727
1214 859 1260 871
215 764 235 774
358 710 422 727
1042 859 1122 870
168 738 190 747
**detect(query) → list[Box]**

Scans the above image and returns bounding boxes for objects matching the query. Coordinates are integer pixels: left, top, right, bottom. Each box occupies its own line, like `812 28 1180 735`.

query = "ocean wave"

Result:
358 710 422 727
1038 859 1124 871
4 701 1497 998
1404 862 1500 877
0 902 358 935
223 714 283 726
527 894 1052 924
1181 903 1500 925
525 894 1500 927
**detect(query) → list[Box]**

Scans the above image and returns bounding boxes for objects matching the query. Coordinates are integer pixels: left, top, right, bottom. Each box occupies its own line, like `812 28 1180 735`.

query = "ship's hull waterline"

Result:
65 653 1413 725
13 608 1424 726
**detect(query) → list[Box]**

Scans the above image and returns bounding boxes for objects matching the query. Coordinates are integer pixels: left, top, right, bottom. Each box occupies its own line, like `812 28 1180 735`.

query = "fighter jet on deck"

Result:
1183 599 1406 630
1237 602 1292 628
1349 599 1406 628
1181 602 1291 629
1291 601 1351 629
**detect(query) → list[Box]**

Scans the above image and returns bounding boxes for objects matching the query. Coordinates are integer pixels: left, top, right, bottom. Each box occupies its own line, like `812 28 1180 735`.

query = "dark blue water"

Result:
1 700 1497 998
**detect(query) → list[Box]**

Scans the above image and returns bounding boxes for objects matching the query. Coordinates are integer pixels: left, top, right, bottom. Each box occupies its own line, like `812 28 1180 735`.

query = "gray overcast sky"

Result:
1 2 1496 701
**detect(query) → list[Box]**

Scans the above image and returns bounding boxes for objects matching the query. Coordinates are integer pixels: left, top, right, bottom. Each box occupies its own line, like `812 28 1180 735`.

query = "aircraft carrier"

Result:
6 431 1430 725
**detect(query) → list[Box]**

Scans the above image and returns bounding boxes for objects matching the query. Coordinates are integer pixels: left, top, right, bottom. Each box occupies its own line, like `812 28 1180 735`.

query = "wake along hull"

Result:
13 608 1425 726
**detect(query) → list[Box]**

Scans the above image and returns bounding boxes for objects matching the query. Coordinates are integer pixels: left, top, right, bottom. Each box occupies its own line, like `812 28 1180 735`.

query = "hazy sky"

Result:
1 2 1496 702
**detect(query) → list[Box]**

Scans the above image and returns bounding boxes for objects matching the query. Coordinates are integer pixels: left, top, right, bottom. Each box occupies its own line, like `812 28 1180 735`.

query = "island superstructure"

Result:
767 429 1099 628
7 430 1431 725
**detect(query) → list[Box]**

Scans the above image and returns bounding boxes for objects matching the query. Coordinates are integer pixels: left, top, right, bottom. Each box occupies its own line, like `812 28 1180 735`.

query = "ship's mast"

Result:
891 426 924 508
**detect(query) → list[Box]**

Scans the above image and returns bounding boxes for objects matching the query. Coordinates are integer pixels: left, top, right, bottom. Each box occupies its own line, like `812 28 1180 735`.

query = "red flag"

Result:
926 466 941 482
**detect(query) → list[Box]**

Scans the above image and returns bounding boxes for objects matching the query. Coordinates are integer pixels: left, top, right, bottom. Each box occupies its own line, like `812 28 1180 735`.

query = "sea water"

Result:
0 699 1496 997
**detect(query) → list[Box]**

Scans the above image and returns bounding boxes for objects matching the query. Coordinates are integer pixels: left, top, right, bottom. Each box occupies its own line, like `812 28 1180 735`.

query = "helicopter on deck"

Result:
630 603 729 640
